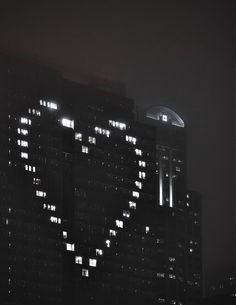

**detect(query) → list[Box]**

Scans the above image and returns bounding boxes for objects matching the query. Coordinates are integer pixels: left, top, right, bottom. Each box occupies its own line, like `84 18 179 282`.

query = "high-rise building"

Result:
0 55 202 305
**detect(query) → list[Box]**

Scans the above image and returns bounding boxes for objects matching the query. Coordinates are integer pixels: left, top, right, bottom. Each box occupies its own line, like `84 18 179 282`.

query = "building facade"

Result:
0 55 202 305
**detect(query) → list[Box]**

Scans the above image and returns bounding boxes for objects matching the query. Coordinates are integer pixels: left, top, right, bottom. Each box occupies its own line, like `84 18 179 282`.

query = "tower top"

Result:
146 105 185 128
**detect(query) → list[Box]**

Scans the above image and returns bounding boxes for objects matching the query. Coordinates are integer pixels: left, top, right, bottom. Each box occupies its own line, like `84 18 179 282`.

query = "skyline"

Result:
0 57 202 304
0 0 234 290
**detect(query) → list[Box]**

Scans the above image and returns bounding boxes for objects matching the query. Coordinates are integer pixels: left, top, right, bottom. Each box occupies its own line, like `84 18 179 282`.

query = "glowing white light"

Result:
20 117 31 125
47 102 57 110
138 160 146 167
95 249 103 256
25 165 36 172
40 99 58 110
82 146 88 154
75 256 82 264
40 99 46 106
82 268 89 277
109 229 117 236
169 257 176 262
50 216 61 224
61 118 74 129
109 120 126 130
36 190 46 197
145 226 149 233
89 258 97 267
129 201 136 209
75 133 82 141
88 136 96 144
123 210 130 218
105 239 111 247
135 181 142 189
162 114 168 122
17 128 28 135
66 243 75 251
115 220 123 228
138 171 146 179
63 231 67 239
94 126 110 137
17 140 28 147
33 178 41 185
132 191 139 198
135 148 142 156
28 108 41 116
125 135 137 145
21 152 28 159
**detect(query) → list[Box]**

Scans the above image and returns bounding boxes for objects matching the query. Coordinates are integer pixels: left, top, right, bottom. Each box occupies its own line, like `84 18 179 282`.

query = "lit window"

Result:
66 243 75 251
132 191 139 198
105 239 111 247
63 231 67 239
75 133 82 141
169 274 176 279
40 99 47 106
115 220 123 228
176 167 180 172
134 148 142 156
139 171 146 179
162 114 168 122
169 257 176 262
145 226 149 234
50 216 61 224
129 201 136 209
61 118 74 129
75 256 82 264
49 205 56 211
109 229 117 236
125 135 137 145
82 146 89 154
47 101 57 110
88 136 96 144
25 164 36 172
109 120 126 130
17 128 28 135
96 249 103 256
138 160 146 167
21 152 28 159
89 258 97 267
123 210 130 218
17 140 28 147
36 190 46 197
33 178 41 185
135 181 142 189
40 99 58 110
82 268 89 277
20 117 31 125
94 126 110 138
157 273 165 278
28 108 41 116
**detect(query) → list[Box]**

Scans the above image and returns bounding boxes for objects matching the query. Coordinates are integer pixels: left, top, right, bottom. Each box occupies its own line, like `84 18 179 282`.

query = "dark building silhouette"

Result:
204 276 236 304
0 55 202 305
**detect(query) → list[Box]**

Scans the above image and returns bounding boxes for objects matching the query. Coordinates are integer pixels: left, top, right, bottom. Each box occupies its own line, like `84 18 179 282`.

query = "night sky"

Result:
0 0 234 292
